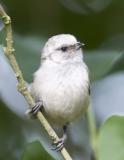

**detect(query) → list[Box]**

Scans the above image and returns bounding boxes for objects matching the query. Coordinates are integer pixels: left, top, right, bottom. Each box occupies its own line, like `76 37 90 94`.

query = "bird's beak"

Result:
76 42 85 50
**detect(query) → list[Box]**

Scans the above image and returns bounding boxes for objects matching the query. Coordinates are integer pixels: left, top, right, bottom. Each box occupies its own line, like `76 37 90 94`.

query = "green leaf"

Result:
59 0 113 14
0 100 26 160
98 116 124 160
84 51 120 81
109 53 124 74
14 34 46 82
21 141 55 160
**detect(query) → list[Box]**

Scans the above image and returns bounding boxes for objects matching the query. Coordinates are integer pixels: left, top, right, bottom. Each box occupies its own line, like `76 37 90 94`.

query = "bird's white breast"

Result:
31 60 89 125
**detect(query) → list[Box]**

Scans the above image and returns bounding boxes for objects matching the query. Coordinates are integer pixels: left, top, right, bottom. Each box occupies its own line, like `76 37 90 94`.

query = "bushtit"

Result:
27 34 90 151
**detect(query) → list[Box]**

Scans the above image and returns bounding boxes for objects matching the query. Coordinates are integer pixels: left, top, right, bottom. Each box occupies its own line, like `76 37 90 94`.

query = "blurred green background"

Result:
2 0 124 48
0 0 124 160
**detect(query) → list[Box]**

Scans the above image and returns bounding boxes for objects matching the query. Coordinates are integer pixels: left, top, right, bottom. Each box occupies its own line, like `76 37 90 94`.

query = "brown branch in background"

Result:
0 4 72 160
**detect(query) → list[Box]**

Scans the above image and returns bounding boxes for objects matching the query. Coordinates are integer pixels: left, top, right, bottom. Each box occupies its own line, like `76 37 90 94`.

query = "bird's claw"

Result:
52 139 65 152
25 101 43 118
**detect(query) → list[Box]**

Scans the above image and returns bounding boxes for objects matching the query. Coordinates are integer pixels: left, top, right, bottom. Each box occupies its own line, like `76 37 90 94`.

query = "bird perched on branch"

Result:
27 34 90 151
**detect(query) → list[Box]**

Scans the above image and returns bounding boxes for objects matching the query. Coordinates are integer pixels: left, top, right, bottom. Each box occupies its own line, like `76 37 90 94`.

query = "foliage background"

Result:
0 0 124 160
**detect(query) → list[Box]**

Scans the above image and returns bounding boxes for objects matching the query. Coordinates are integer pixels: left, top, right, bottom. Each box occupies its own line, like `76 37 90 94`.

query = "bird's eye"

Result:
61 46 68 52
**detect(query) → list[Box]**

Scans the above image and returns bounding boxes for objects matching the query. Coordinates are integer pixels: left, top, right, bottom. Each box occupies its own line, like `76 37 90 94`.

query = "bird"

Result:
27 34 90 151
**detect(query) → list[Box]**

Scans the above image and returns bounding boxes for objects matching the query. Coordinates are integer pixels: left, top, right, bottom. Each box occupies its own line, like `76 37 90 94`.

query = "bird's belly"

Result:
39 81 89 125
32 63 89 125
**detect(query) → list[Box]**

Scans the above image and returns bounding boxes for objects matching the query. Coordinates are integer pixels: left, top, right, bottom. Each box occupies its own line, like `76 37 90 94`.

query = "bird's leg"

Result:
25 101 43 118
52 125 68 151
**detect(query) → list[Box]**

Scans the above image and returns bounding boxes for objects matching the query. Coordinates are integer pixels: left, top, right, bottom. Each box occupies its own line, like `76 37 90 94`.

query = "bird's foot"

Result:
52 137 66 152
25 101 43 118
52 125 67 152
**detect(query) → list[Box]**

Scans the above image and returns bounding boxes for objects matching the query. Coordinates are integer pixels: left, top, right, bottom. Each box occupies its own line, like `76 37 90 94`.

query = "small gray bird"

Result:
27 34 90 151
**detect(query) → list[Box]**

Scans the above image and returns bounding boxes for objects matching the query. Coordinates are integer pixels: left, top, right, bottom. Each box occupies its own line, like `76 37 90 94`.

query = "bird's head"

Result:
41 34 84 63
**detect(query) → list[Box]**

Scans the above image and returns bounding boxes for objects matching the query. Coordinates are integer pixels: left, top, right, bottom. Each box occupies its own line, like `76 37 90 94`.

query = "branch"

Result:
87 104 98 160
0 4 72 160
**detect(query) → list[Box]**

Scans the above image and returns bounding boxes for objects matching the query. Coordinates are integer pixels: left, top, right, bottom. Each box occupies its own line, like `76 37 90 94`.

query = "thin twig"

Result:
0 4 72 160
87 104 98 160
